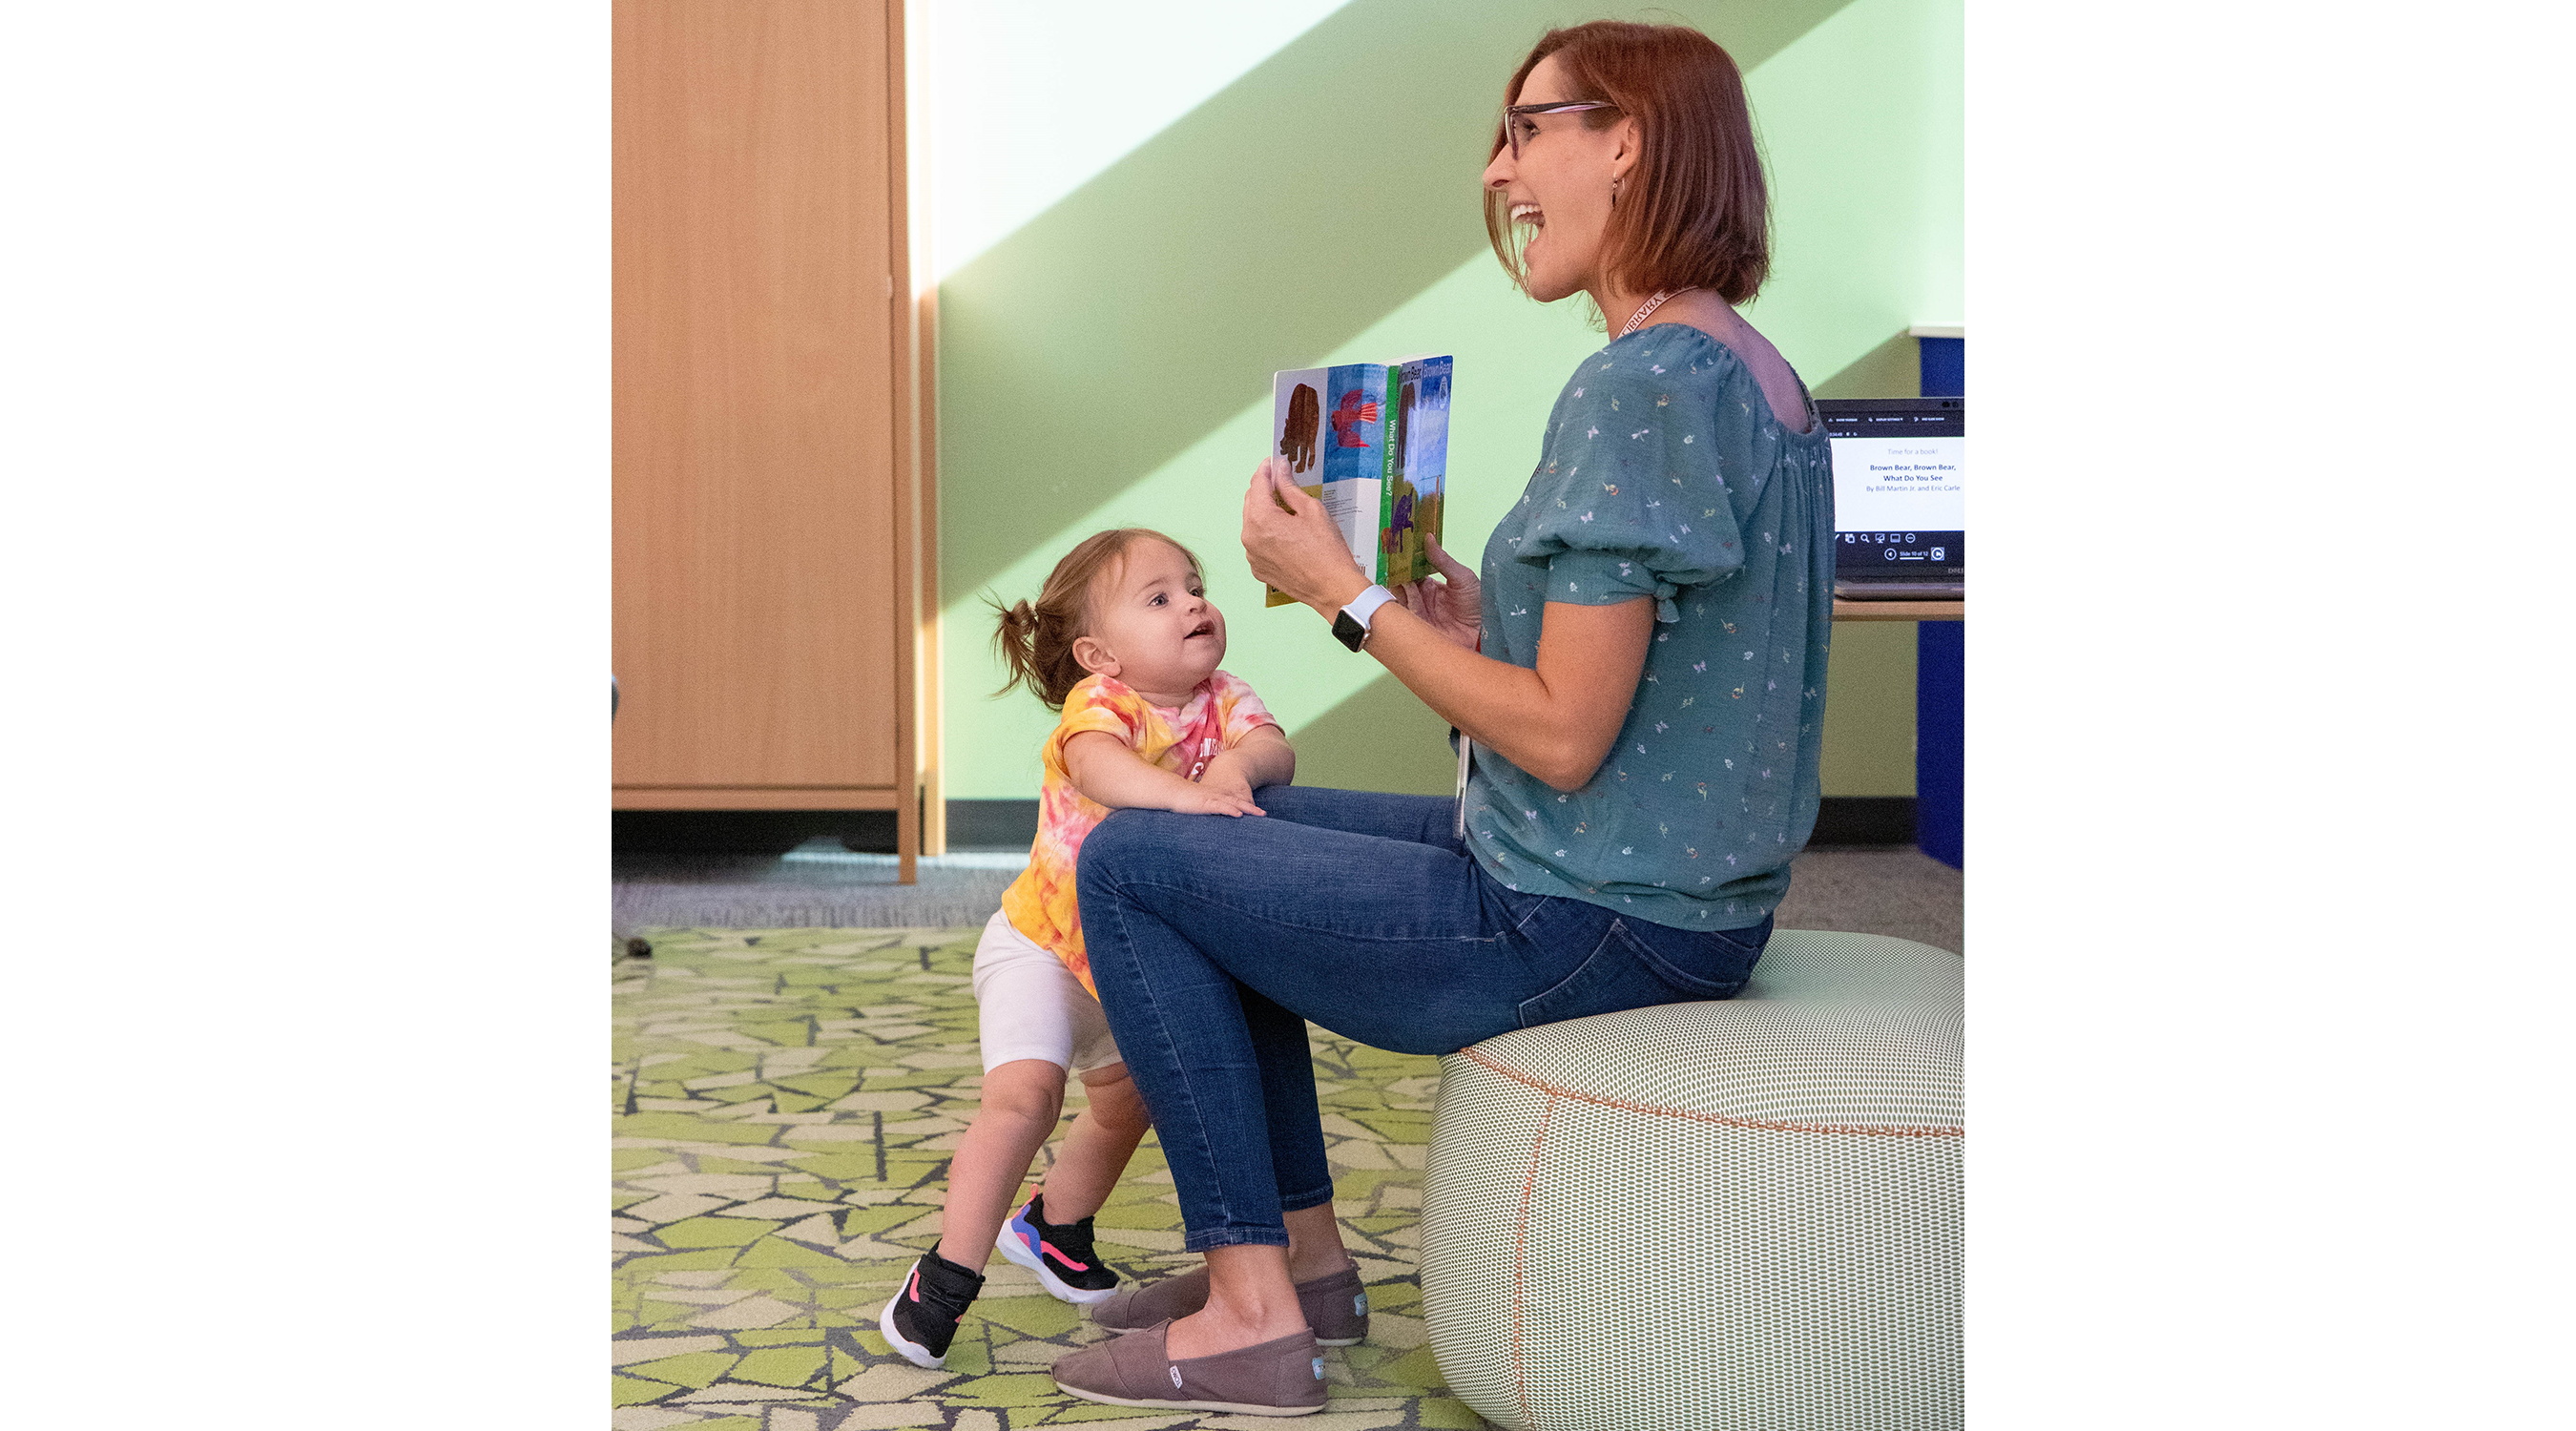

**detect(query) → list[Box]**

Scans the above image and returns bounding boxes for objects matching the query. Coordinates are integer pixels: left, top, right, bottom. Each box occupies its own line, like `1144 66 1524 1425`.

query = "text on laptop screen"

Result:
1818 400 1963 579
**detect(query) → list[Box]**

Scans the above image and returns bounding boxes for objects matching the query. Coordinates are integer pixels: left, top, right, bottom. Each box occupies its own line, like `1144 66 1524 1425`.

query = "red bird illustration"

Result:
1330 389 1381 448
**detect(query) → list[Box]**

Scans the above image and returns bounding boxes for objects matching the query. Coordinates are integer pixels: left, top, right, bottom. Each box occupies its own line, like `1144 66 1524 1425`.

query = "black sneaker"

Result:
997 1192 1121 1306
878 1249 985 1368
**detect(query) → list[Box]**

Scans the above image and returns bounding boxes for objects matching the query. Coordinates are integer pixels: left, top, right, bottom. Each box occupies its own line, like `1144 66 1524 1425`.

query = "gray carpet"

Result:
616 838 1961 954
612 843 1028 932
1772 843 1963 955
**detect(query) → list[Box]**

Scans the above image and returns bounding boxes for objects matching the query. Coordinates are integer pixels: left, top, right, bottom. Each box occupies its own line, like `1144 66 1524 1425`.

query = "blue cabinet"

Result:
1915 332 1963 868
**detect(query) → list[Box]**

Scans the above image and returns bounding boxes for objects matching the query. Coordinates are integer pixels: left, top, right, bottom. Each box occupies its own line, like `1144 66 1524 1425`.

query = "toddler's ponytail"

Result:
988 596 1058 706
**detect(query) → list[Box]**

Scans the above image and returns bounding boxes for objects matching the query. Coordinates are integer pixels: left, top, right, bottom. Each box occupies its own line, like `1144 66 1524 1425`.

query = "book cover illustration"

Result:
1267 355 1451 605
1384 354 1451 588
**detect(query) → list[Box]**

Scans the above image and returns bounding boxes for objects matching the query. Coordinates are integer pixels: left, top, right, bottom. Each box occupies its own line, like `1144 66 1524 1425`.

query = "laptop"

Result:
1817 398 1964 600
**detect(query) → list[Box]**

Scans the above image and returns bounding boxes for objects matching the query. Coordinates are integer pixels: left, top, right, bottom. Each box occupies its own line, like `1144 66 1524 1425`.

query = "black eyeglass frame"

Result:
1500 99 1621 158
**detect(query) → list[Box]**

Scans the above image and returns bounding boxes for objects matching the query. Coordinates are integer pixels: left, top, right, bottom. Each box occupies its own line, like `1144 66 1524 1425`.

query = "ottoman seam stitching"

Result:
1460 1046 1963 1137
1511 1093 1556 1431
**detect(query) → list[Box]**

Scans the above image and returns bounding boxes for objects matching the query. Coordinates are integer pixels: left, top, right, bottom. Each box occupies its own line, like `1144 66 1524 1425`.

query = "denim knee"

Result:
1072 806 1156 908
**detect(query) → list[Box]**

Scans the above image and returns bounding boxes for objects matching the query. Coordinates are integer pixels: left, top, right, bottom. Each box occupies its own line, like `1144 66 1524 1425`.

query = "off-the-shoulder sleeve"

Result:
1041 675 1150 779
1512 354 1749 622
1210 672 1282 748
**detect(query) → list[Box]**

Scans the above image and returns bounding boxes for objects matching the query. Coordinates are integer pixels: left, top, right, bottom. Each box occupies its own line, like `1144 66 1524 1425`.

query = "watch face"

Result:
1332 610 1367 652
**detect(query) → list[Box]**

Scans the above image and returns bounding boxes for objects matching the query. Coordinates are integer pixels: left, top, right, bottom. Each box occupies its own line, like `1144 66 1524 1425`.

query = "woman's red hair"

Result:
1485 21 1772 306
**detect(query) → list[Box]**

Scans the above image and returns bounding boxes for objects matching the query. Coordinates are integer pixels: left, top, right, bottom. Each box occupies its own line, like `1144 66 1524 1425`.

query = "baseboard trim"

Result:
1811 797 1918 846
944 799 1041 851
613 808 901 855
613 804 1003 857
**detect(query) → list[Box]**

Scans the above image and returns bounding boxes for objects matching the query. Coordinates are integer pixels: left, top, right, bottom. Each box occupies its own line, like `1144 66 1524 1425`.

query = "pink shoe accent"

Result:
905 1268 922 1302
1041 1240 1091 1272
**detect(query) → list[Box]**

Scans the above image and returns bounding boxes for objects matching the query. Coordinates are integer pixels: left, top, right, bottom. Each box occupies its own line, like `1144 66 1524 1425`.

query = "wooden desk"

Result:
1833 599 1963 622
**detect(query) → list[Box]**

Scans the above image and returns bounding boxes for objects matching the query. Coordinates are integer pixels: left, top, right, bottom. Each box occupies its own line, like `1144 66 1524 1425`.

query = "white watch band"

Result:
1341 584 1398 632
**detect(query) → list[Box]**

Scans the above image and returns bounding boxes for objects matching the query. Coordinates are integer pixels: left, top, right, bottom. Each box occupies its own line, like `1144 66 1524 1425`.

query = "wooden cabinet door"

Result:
613 0 912 806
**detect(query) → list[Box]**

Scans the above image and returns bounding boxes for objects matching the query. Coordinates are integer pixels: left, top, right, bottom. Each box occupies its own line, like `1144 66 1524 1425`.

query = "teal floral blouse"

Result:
1465 325 1836 931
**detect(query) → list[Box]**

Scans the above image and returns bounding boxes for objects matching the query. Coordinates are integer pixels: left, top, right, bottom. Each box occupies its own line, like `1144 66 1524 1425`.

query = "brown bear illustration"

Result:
1279 383 1319 474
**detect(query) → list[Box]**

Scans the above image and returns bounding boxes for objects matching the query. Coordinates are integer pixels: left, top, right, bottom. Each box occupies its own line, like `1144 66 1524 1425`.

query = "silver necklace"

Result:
1619 286 1693 337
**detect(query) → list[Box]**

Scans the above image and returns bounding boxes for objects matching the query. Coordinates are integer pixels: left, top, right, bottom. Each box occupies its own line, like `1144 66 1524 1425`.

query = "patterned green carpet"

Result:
613 926 1495 1430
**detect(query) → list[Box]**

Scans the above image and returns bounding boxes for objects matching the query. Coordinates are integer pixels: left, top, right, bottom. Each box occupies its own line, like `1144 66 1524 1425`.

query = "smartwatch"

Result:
1331 584 1398 652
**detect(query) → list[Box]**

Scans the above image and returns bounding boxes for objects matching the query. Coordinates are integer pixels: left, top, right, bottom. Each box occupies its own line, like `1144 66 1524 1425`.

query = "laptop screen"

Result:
1817 398 1963 583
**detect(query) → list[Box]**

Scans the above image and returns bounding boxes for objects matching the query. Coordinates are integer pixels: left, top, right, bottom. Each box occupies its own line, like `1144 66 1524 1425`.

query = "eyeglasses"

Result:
1501 99 1619 159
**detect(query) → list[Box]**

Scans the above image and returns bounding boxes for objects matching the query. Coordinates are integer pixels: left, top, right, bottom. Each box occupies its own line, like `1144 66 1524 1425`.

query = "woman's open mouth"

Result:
1510 202 1544 230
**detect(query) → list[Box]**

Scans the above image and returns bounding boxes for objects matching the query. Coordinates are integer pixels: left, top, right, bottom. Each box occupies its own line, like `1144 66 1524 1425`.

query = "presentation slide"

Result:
1831 436 1963 532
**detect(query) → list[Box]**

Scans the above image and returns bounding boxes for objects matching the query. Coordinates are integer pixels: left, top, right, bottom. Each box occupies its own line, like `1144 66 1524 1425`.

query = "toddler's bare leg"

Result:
933 1058 1066 1271
1036 1063 1152 1223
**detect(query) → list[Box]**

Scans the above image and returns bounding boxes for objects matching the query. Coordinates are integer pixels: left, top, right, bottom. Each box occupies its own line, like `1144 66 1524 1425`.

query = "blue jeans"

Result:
1075 785 1768 1252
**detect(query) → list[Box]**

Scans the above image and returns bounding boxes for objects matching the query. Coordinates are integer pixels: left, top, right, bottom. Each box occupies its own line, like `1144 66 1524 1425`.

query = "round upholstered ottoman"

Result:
1419 929 1963 1431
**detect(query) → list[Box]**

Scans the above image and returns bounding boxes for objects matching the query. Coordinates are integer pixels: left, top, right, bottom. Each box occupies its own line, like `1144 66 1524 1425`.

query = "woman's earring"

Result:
1610 176 1620 207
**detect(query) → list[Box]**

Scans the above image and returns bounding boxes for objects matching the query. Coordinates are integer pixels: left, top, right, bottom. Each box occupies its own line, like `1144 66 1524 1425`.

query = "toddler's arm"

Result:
1064 731 1266 817
1198 725 1295 803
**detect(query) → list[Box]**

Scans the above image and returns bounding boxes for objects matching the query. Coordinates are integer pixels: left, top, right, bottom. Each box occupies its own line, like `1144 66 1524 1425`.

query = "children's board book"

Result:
1268 354 1452 607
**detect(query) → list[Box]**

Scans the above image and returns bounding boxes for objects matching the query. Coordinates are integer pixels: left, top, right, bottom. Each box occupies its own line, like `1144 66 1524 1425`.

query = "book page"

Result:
1270 363 1386 603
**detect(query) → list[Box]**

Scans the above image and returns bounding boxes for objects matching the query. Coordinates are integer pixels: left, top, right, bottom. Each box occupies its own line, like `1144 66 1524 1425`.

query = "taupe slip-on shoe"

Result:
1090 1263 1369 1346
1051 1318 1328 1417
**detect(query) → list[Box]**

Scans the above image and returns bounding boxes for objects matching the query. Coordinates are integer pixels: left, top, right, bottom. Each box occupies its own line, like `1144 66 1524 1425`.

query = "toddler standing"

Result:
879 528 1295 1368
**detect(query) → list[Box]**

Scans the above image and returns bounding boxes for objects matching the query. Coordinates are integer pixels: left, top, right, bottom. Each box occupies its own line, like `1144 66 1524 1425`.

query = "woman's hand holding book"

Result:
1240 457 1371 617
1394 532 1482 651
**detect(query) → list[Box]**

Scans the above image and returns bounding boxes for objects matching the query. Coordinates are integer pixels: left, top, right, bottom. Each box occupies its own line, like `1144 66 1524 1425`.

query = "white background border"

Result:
8 1 2568 1422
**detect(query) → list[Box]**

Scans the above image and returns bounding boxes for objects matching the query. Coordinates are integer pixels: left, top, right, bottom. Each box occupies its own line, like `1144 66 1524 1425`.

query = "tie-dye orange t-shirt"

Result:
998 670 1280 999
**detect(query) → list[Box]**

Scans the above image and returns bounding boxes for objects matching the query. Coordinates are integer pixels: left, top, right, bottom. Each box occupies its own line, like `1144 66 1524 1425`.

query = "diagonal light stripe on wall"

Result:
937 0 1865 606
921 0 1353 281
935 0 1957 798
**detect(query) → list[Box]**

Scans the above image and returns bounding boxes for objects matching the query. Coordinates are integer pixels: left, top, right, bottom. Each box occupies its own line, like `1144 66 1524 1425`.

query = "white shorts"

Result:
970 909 1123 1075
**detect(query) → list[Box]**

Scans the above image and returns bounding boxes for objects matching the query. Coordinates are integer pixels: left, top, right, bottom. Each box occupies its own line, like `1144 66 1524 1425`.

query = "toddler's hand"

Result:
1171 786 1266 818
1197 754 1257 807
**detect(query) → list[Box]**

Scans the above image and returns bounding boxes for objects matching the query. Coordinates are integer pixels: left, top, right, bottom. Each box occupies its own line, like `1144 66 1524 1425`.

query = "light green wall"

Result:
931 0 1960 799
